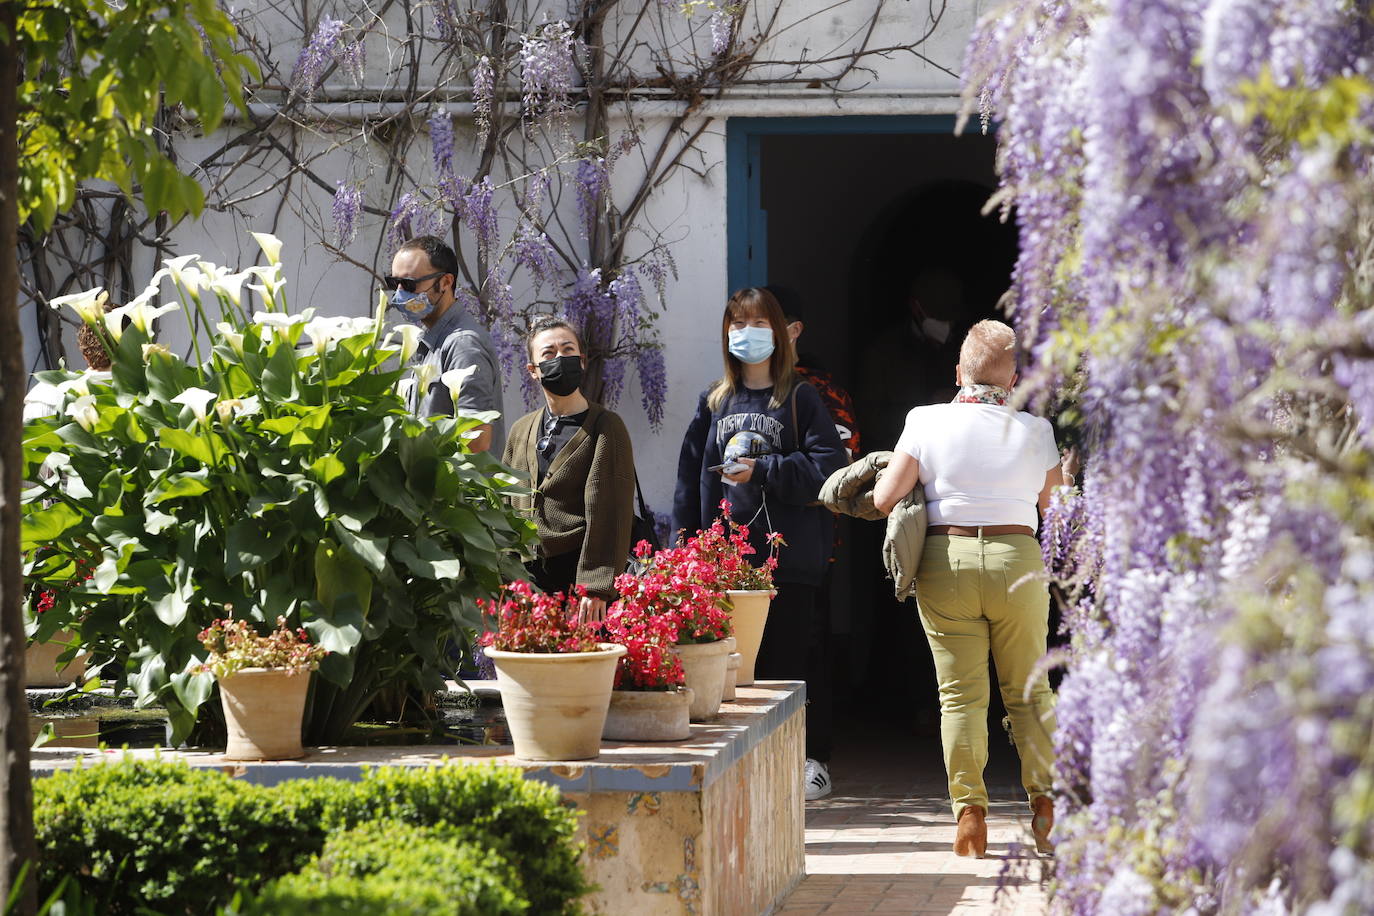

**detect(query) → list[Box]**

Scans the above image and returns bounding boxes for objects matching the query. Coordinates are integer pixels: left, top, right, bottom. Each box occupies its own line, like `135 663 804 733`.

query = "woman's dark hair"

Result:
525 315 583 361
707 287 797 412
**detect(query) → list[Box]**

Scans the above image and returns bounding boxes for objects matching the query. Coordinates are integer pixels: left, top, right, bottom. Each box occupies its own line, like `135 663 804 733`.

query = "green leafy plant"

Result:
243 822 528 916
199 617 328 679
20 235 538 743
34 758 591 915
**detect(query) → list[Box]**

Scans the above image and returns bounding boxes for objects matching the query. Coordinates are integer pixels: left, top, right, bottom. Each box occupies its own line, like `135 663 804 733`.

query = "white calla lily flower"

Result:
216 322 246 356
206 269 250 307
66 395 100 432
387 324 424 364
49 288 108 325
249 231 284 266
441 366 477 405
172 387 218 423
163 254 201 286
56 370 113 399
413 361 440 398
109 299 180 336
215 396 261 422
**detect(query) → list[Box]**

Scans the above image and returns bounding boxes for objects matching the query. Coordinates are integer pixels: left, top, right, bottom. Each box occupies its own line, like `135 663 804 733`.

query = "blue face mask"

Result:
389 288 438 324
727 326 775 365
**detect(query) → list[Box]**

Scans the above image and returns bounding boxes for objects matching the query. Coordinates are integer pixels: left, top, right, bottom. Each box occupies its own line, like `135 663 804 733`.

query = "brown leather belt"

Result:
928 525 1035 538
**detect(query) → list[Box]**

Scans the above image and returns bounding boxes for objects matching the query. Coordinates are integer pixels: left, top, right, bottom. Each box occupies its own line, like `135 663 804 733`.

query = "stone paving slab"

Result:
776 795 1049 915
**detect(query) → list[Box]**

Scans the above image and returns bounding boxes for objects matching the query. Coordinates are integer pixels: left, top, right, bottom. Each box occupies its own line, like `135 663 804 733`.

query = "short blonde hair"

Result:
959 320 1017 385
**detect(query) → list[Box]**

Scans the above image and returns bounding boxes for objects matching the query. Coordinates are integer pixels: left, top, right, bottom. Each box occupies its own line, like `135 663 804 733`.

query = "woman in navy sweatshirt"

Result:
672 287 847 799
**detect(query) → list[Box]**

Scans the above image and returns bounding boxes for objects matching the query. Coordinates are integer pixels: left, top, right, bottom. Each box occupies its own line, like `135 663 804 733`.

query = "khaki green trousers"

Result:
914 533 1056 818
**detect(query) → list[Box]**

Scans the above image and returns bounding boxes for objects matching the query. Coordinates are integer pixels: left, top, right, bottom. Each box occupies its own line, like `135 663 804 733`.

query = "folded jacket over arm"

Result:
819 451 927 600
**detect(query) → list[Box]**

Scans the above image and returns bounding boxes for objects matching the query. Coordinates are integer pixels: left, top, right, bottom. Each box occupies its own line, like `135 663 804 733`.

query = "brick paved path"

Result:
776 796 1049 914
773 720 1050 915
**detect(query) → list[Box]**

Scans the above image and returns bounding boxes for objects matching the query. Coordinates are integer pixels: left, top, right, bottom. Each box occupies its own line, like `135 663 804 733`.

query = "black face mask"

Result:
537 355 583 397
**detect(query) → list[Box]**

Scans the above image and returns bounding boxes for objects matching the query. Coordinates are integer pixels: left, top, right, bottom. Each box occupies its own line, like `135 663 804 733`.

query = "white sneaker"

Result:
804 758 832 801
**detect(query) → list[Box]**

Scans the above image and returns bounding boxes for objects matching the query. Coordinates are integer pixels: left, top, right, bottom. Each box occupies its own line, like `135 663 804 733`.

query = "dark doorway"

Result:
753 126 1021 787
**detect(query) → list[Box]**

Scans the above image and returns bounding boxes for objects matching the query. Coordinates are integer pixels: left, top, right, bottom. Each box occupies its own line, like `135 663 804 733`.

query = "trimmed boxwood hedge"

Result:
33 758 591 915
243 822 527 915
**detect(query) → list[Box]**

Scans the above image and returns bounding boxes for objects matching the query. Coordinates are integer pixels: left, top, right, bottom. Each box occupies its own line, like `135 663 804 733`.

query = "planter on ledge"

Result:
219 667 312 761
672 639 730 721
725 590 772 686
603 686 694 741
485 643 626 760
25 629 86 688
722 636 740 702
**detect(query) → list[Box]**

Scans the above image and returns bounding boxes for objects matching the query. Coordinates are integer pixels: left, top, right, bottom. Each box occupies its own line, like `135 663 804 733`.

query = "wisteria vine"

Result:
965 1 1374 912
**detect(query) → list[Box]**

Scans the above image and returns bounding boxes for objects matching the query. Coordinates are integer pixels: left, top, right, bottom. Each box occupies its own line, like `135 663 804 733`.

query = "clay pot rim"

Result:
724 588 776 596
484 642 627 662
610 685 693 696
219 666 315 679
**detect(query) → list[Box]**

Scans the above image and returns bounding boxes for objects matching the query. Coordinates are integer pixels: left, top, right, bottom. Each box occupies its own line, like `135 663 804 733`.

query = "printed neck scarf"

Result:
954 384 1010 406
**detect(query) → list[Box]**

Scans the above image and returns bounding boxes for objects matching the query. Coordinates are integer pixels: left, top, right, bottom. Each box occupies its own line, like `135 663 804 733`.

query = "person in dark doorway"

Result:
503 316 635 622
858 266 968 453
768 285 862 457
672 287 847 800
872 319 1061 858
388 235 505 453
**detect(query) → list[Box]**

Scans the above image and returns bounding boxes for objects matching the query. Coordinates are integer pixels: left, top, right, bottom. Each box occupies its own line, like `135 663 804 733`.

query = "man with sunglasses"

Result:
388 235 504 453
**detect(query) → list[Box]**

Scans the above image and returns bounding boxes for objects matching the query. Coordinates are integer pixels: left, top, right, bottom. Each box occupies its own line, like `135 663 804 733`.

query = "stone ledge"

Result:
31 681 804 795
32 681 807 916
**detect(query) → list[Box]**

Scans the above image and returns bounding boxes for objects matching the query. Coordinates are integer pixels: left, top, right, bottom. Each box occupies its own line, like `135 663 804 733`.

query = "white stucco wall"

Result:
19 0 985 514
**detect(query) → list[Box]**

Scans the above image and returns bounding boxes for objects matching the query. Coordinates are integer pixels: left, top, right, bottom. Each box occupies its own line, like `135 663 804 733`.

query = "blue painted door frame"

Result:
725 115 967 293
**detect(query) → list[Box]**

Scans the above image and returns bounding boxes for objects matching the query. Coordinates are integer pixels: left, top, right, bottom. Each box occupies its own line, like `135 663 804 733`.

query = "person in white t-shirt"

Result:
873 319 1062 859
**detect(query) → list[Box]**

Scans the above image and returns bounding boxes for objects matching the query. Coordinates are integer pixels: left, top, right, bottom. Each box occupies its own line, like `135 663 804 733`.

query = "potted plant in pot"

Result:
613 543 733 721
20 236 538 746
199 616 328 760
601 599 693 741
681 501 783 687
25 570 91 688
479 581 626 760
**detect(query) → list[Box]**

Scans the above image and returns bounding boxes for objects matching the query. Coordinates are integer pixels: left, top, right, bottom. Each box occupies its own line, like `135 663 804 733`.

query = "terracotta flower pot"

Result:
672 639 731 721
485 643 627 761
603 687 694 741
722 636 740 701
725 590 773 686
219 667 312 760
25 629 87 688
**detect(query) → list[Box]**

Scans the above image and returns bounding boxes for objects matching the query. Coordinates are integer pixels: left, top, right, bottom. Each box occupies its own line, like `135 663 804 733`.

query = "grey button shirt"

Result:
404 302 506 454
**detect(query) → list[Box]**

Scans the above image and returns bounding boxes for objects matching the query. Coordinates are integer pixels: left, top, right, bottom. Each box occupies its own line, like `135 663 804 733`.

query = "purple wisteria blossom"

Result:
332 181 362 247
519 19 578 118
386 191 442 250
574 158 606 238
636 345 666 429
963 0 1374 911
429 108 454 177
513 223 561 288
472 56 495 144
708 7 734 57
291 17 345 97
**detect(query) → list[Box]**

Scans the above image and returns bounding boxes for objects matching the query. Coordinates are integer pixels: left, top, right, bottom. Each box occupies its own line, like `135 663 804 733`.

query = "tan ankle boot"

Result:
953 805 987 858
1031 795 1054 855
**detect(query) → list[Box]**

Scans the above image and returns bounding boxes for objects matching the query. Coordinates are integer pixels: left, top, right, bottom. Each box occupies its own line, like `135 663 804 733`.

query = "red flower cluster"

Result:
612 538 734 648
679 499 783 592
478 580 601 654
602 606 685 690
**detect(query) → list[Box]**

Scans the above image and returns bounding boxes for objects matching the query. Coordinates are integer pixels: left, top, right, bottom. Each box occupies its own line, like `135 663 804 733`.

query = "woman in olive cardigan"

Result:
502 317 635 621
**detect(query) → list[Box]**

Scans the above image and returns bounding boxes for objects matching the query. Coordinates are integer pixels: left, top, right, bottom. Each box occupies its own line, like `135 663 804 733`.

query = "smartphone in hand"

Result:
708 461 748 475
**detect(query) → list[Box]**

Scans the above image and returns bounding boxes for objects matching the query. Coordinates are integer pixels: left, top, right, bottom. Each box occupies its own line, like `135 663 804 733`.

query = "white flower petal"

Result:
171 387 218 422
249 231 284 266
